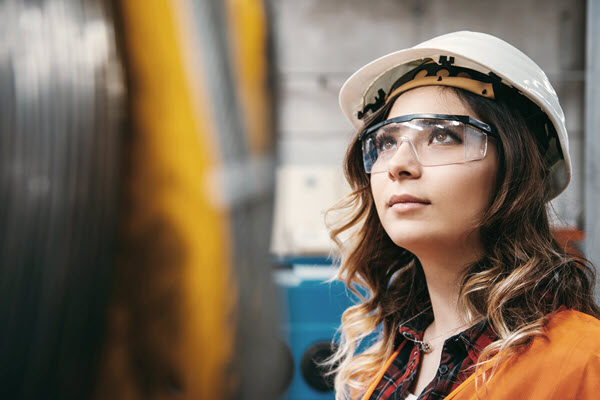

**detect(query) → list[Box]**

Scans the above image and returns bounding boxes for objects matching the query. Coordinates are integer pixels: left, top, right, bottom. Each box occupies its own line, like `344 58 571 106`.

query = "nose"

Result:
386 137 422 179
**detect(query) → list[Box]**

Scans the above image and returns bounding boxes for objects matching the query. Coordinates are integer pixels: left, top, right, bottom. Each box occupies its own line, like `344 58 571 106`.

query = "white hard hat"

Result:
339 31 570 200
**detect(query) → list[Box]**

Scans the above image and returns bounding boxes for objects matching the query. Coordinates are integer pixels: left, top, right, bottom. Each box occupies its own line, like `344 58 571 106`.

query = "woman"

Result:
326 31 600 400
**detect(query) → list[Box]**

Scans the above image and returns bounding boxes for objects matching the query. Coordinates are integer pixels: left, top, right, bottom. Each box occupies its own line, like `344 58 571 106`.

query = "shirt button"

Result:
438 364 449 375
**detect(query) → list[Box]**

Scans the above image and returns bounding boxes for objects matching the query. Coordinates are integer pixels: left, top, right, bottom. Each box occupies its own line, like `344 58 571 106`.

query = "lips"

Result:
388 194 431 207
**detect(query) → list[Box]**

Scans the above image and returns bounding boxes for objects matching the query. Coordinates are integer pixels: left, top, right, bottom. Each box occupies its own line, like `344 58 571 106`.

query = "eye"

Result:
429 128 462 145
435 132 448 142
376 134 396 152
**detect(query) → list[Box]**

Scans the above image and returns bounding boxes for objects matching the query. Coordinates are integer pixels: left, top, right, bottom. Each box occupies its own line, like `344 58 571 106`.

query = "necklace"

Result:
402 322 470 354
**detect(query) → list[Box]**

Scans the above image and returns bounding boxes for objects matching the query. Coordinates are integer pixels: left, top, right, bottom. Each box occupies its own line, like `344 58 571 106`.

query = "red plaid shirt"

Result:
367 317 496 400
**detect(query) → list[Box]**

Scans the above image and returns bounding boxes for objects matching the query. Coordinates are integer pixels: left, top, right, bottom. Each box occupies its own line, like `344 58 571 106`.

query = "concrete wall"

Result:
270 0 586 227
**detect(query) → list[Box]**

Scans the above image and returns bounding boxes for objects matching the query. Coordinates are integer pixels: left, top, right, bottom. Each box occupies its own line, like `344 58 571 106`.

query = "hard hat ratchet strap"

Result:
358 57 497 120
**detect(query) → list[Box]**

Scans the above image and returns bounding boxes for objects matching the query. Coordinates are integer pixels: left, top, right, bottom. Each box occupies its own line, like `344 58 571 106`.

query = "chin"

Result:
383 221 460 252
385 229 436 252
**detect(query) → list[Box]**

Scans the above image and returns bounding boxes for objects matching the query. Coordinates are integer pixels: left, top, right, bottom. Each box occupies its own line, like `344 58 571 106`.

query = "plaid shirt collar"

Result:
370 315 497 400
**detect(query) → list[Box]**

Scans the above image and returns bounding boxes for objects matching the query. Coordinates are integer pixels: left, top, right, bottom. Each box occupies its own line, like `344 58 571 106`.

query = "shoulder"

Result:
542 309 600 355
525 309 600 397
445 310 600 400
523 309 600 368
545 308 600 332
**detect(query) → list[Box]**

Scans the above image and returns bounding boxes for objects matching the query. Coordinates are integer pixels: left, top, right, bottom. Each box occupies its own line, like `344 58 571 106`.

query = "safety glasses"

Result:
358 113 496 174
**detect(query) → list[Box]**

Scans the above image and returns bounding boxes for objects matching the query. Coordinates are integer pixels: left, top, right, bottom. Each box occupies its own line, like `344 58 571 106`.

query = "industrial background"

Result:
1 1 599 400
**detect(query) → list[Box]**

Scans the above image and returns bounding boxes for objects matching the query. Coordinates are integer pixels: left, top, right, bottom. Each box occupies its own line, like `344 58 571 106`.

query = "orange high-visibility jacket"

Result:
362 310 600 400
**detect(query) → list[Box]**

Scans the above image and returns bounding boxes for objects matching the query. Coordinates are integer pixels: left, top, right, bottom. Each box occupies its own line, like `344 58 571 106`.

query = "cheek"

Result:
369 175 388 215
436 165 498 223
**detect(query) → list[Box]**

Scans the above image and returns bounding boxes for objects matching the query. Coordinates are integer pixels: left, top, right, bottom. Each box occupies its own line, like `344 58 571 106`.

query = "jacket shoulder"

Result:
542 310 600 398
544 309 600 353
445 310 600 400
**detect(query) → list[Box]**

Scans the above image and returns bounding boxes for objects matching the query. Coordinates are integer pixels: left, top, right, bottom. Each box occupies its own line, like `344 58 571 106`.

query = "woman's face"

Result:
369 86 499 255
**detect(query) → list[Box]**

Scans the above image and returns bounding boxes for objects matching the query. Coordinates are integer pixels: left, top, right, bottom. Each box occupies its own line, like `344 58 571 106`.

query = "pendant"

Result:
420 342 433 353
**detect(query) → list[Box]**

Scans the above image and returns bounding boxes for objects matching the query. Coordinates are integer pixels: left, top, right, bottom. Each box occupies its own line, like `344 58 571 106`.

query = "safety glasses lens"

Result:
362 118 488 173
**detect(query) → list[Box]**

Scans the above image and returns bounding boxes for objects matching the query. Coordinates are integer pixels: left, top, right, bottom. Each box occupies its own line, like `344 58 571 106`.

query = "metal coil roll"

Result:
0 0 124 398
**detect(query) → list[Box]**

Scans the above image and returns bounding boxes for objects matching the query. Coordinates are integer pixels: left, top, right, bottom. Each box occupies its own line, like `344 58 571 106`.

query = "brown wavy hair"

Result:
325 86 600 399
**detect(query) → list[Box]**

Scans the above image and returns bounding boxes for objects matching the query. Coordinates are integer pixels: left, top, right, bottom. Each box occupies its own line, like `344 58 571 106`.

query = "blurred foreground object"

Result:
1 0 283 399
97 0 234 398
0 0 123 398
101 0 283 399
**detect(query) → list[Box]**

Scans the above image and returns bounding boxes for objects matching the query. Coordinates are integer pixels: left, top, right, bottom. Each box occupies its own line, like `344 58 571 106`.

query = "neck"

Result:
412 240 482 338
